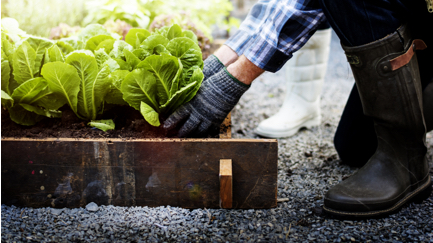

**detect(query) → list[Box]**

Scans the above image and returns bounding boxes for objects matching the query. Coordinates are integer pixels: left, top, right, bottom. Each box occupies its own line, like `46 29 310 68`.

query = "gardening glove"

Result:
163 68 250 137
203 54 225 81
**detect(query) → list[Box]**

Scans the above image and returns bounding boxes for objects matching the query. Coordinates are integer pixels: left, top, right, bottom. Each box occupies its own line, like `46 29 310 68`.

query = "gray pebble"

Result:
51 208 64 216
86 202 99 212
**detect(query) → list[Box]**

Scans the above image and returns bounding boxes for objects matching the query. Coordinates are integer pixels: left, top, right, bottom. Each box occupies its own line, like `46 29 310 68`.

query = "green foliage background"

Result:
1 0 87 37
1 0 238 39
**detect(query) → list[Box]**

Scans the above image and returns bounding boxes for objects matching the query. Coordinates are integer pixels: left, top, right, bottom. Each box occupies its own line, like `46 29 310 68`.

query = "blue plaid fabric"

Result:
225 0 326 72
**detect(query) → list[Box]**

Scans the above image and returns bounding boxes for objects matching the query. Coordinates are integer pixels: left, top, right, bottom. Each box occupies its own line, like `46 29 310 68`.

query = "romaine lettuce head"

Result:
120 24 204 127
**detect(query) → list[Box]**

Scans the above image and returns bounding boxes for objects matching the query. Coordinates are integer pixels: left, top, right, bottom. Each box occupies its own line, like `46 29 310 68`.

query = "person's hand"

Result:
202 54 225 81
163 68 250 137
203 45 239 81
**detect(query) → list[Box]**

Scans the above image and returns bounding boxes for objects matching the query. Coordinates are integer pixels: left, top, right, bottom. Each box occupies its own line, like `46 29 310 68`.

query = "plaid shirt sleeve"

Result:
225 0 326 72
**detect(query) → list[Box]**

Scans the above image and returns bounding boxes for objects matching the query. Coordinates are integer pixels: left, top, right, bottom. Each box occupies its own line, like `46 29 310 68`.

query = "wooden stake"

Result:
220 159 233 208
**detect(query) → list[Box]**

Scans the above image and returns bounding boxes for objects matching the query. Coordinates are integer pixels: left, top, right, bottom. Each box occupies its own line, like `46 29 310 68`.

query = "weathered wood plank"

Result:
1 138 278 209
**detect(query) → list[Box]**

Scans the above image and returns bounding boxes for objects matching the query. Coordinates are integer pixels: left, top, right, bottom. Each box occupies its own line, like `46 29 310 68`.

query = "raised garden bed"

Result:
1 112 278 209
1 24 278 209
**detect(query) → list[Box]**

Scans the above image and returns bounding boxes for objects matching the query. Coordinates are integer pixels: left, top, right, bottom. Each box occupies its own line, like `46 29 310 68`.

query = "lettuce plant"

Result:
1 33 64 125
120 24 204 126
2 21 204 130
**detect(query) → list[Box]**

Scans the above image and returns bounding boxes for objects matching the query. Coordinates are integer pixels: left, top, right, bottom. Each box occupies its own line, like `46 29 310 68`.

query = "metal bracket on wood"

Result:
219 159 233 208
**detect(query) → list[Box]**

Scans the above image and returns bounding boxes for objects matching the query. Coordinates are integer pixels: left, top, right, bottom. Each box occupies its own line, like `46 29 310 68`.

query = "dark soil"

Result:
1 105 223 139
1 106 162 139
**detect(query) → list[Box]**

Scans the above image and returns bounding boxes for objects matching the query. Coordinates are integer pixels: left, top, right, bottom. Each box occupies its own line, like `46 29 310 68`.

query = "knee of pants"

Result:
333 129 351 160
317 0 349 18
333 126 377 166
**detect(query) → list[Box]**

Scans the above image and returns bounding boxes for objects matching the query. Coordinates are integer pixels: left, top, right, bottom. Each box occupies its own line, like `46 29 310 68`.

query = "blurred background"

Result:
1 0 253 58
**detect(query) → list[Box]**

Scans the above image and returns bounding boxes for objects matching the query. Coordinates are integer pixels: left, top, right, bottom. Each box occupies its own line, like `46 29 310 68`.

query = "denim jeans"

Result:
317 0 433 166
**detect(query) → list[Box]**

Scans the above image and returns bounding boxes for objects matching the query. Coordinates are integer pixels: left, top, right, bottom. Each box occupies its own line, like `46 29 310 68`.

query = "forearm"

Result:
214 45 239 66
227 55 265 85
214 45 264 85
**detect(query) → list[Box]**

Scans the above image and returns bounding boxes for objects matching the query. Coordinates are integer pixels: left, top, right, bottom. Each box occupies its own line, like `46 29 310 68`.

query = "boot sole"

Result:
323 176 432 219
255 116 321 138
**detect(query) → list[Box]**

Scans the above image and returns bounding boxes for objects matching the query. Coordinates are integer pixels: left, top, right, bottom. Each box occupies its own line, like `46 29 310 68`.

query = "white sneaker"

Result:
255 28 332 138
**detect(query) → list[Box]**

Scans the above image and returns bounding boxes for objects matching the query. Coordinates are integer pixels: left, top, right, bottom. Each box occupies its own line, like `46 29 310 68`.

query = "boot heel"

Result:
303 115 321 129
411 181 432 204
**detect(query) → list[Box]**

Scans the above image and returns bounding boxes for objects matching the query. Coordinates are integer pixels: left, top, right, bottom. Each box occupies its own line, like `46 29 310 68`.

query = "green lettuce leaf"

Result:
42 49 51 65
1 90 14 107
20 103 62 118
48 45 64 62
94 50 122 73
166 37 203 75
26 37 54 75
41 62 81 114
152 26 170 37
95 49 110 68
125 28 150 48
121 69 159 112
132 49 151 61
95 39 115 54
8 77 64 111
12 41 36 84
110 40 133 59
140 101 160 126
105 70 129 105
8 104 44 126
85 35 114 52
1 32 15 58
113 58 131 71
153 44 169 55
167 24 183 40
140 34 169 53
104 59 120 72
1 48 7 62
161 67 204 114
123 49 140 69
32 92 65 111
78 24 111 44
182 30 198 44
56 41 75 55
1 59 11 94
59 36 85 50
136 53 181 106
65 52 111 120
88 119 115 132
11 77 49 104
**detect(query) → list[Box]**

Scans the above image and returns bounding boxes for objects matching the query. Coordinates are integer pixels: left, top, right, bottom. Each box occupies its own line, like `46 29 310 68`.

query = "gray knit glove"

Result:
163 68 250 137
203 54 225 81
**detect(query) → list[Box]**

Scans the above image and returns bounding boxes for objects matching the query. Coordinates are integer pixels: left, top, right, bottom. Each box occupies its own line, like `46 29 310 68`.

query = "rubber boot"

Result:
423 82 433 132
255 28 331 138
323 24 432 218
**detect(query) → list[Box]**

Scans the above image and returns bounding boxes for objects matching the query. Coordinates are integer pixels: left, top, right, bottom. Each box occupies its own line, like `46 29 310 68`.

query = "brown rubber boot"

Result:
323 24 432 218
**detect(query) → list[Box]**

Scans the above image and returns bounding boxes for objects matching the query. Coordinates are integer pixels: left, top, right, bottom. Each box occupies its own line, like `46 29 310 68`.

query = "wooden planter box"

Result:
1 116 278 209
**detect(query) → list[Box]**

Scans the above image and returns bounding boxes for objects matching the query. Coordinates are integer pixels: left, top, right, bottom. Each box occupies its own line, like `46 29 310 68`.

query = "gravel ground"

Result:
2 31 433 243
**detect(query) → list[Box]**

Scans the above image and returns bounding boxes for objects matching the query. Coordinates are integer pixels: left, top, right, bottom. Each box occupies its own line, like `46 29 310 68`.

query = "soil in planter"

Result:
1 105 222 139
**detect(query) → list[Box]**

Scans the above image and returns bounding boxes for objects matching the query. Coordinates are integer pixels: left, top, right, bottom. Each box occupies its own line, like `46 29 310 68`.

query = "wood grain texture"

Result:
1 138 278 209
220 159 232 208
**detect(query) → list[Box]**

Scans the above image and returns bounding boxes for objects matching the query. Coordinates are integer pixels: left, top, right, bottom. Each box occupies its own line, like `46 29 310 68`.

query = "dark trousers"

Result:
318 0 433 166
